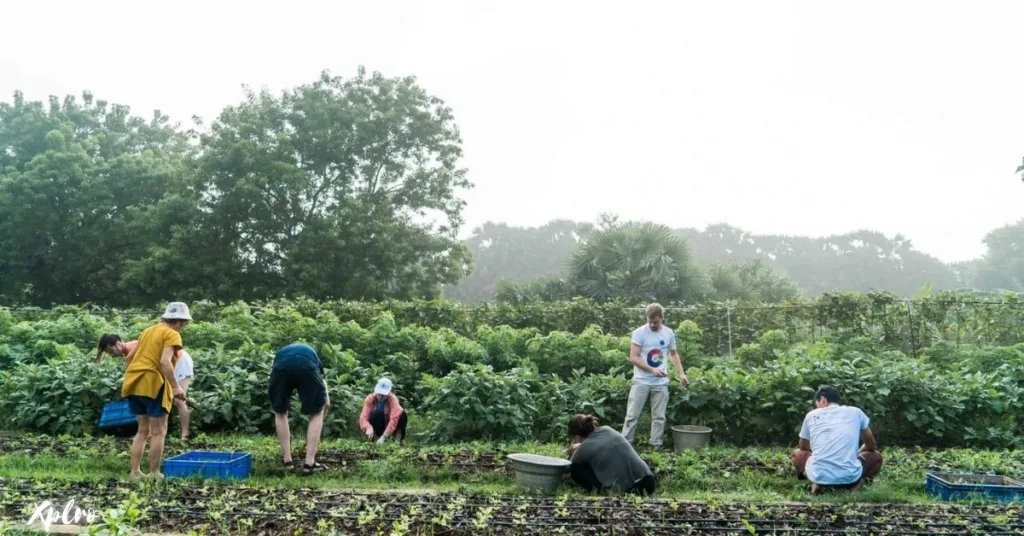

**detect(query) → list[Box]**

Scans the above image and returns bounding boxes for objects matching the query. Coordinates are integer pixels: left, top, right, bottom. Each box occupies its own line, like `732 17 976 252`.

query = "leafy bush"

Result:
420 364 540 442
735 329 789 366
0 308 13 337
0 350 120 434
525 326 625 378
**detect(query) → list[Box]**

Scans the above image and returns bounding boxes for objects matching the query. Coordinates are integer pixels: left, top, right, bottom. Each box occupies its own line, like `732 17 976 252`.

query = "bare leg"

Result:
275 412 292 464
176 379 191 440
304 409 325 466
148 415 169 476
130 416 151 479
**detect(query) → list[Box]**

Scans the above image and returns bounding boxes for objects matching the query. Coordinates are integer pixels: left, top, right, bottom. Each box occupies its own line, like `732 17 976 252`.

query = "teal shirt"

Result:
272 343 323 373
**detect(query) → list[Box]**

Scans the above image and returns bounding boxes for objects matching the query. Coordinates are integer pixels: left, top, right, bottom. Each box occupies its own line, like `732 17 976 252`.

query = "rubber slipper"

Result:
301 462 327 475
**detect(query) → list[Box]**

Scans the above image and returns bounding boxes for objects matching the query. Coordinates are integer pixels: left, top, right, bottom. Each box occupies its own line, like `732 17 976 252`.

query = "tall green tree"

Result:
0 91 195 306
967 220 1024 292
166 67 472 301
706 259 800 303
680 224 960 297
567 217 708 303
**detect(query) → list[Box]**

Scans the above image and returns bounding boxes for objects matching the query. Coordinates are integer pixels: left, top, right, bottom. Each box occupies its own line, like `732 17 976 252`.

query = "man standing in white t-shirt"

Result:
621 303 689 448
792 385 883 494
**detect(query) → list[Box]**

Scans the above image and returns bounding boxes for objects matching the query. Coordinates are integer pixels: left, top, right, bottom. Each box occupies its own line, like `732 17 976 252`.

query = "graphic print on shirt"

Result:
646 347 663 368
645 337 668 368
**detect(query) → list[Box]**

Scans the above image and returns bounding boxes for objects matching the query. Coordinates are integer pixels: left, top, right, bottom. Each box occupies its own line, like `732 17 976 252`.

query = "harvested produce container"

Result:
164 451 252 480
507 453 571 493
671 425 712 452
926 472 1024 502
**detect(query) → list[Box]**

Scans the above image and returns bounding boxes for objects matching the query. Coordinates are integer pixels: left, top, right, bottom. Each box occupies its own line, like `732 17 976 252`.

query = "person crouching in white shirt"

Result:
792 385 883 494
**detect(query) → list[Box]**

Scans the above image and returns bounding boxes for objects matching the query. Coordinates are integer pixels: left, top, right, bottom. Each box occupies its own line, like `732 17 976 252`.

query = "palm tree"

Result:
568 221 707 303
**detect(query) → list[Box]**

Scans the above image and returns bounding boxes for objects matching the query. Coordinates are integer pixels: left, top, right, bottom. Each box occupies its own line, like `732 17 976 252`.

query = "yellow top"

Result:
120 323 182 412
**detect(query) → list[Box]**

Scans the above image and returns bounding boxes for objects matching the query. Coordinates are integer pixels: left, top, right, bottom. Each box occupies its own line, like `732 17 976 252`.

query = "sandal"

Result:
301 462 328 475
283 460 295 469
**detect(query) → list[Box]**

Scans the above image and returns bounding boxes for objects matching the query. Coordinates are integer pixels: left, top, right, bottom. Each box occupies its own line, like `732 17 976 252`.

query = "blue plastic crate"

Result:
163 451 252 480
926 472 1024 502
98 400 136 429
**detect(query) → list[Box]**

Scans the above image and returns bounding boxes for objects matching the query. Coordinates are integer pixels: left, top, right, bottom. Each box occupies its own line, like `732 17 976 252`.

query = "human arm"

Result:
859 410 876 452
668 349 688 388
569 438 595 466
124 341 138 367
359 396 372 435
628 342 666 377
159 347 184 400
798 414 812 452
860 427 877 452
322 375 331 415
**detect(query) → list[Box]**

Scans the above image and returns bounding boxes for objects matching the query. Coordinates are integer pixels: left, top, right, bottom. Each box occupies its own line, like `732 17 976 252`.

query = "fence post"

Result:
726 307 734 357
906 300 916 357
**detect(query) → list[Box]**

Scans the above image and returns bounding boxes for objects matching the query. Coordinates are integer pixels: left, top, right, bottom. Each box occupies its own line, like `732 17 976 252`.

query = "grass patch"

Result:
3 431 1016 504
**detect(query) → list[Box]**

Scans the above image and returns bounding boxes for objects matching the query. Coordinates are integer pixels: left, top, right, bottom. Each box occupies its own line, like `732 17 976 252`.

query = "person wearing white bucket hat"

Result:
359 378 408 444
120 302 192 479
97 332 196 442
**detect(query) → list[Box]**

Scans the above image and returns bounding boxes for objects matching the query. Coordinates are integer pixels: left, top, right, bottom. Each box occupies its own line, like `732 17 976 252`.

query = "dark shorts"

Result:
268 366 327 416
127 384 168 418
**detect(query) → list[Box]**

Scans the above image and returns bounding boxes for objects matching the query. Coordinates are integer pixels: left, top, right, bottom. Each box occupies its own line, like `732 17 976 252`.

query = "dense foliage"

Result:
0 69 471 307
2 298 1023 448
468 217 799 305
10 290 1022 356
448 219 1024 303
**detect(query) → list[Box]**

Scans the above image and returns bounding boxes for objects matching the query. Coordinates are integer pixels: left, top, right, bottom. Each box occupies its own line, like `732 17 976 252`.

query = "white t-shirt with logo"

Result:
630 324 676 386
799 405 869 485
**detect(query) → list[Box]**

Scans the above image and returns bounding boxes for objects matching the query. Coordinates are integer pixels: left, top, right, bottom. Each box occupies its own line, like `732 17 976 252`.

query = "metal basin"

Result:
507 453 571 492
671 425 712 452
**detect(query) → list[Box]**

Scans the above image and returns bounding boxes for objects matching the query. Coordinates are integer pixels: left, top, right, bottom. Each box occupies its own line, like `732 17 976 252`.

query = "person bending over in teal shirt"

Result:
268 343 331 475
792 385 883 494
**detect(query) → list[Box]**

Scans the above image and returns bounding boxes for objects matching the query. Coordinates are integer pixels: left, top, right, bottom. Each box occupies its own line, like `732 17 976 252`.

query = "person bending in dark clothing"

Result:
567 414 656 495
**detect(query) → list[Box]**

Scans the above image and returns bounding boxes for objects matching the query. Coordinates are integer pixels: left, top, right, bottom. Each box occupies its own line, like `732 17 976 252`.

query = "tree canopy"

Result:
0 68 472 306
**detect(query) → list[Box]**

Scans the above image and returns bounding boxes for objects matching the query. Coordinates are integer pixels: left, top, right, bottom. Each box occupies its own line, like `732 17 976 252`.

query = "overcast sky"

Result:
2 0 1022 262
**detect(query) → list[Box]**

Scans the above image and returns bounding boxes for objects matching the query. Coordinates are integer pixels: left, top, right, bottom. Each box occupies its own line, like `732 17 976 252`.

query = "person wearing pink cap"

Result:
359 378 408 444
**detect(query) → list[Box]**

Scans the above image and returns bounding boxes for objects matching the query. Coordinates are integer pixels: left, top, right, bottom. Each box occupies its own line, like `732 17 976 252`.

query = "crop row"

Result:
2 478 1023 535
3 305 1024 447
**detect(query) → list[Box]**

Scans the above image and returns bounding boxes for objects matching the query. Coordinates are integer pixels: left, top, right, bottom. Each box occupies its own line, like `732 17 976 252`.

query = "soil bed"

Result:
1 477 1021 535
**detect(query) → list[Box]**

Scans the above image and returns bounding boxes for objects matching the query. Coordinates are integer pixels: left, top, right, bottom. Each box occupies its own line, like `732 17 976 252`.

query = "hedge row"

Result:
5 290 1024 356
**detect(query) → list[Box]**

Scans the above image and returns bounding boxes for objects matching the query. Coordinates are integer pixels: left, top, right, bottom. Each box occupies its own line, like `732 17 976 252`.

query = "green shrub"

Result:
736 329 789 367
420 364 540 442
0 351 120 434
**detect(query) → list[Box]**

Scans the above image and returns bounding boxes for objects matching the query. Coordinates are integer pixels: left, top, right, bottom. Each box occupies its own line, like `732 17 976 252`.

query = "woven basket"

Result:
507 453 571 493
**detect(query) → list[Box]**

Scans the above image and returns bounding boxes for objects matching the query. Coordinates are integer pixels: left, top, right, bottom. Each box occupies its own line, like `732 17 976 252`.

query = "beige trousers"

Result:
621 383 669 446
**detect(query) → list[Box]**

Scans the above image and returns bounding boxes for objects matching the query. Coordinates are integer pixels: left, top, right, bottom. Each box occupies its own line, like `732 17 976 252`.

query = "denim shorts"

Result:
127 384 168 418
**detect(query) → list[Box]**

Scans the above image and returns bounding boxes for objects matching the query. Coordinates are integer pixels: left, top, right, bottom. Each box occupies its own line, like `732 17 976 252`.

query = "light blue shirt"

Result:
630 324 676 386
800 405 870 485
